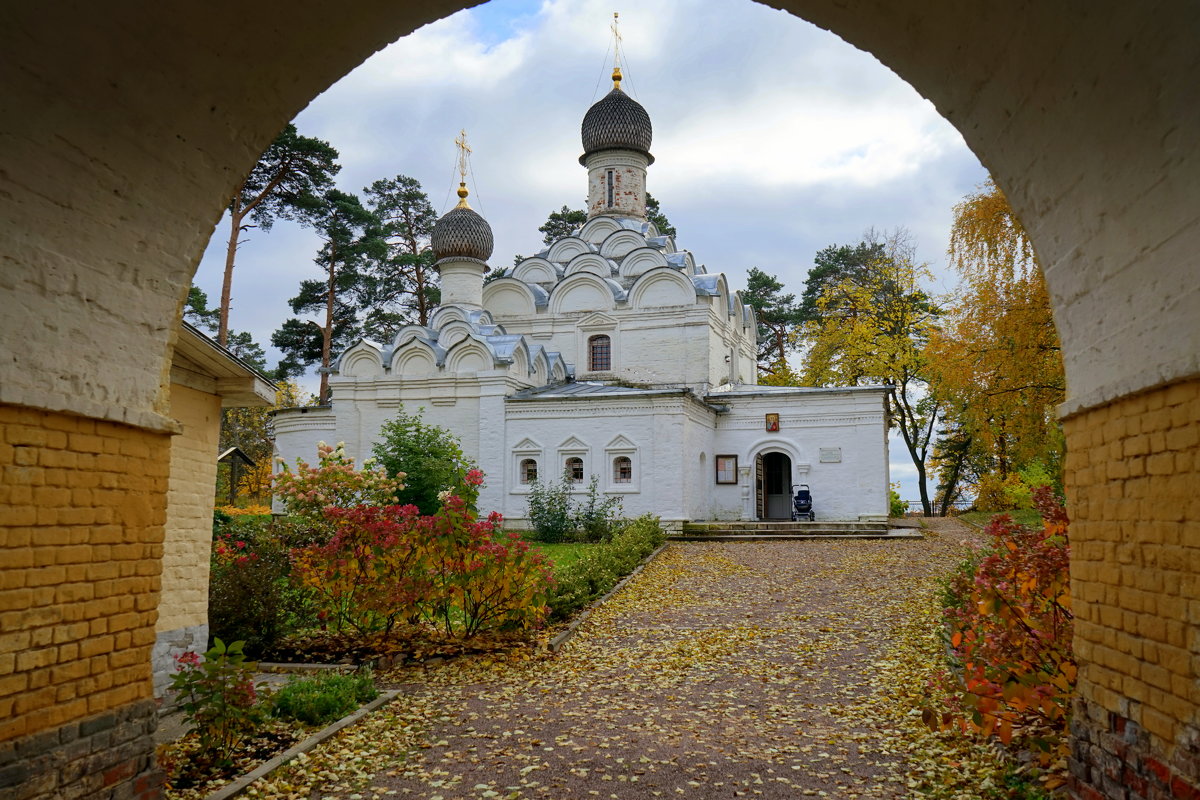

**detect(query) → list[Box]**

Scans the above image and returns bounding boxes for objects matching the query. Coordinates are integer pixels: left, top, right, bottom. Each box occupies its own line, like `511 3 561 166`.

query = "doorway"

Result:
759 451 792 519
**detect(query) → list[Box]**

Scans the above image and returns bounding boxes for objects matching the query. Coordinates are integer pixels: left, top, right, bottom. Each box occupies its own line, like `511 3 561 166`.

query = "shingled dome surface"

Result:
432 206 494 261
581 88 652 157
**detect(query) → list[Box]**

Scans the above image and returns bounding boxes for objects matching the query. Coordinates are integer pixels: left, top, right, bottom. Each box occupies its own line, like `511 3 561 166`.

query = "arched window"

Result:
519 458 538 484
588 334 611 372
613 456 632 483
566 457 584 482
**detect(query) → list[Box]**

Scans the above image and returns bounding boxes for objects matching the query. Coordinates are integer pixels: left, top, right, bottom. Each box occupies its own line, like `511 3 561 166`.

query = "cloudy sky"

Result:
190 0 989 500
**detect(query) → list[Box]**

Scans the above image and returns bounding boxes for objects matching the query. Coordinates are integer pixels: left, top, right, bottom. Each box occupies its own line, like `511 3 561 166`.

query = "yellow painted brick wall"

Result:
1064 377 1200 755
157 383 220 635
0 404 168 743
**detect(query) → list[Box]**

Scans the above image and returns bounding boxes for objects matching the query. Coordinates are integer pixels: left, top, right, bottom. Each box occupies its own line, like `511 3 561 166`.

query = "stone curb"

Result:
202 689 401 800
547 542 669 653
256 662 354 673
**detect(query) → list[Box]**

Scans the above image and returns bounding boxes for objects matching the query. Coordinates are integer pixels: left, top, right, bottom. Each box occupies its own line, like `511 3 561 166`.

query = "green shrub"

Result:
526 471 575 543
170 638 266 762
526 472 623 543
270 670 378 726
371 407 476 514
571 476 623 543
973 472 1033 512
208 515 316 657
547 515 665 620
888 483 907 517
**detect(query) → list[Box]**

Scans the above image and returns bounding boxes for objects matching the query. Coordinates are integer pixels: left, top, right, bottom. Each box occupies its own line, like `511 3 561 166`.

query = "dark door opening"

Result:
759 452 792 519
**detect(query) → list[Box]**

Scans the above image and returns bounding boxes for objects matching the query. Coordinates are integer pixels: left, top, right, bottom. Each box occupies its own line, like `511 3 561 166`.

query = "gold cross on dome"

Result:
455 129 472 184
454 129 472 208
611 12 623 89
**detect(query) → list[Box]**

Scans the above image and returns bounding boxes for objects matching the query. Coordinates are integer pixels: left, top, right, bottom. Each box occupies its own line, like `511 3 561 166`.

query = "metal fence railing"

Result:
902 499 973 515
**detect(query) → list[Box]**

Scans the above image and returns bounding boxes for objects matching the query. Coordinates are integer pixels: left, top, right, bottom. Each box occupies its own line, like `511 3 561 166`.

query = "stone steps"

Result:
672 520 917 540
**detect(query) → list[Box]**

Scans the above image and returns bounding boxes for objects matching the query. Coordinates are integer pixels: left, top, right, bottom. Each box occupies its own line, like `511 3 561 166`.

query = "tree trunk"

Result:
406 227 429 326
414 263 428 326
320 245 336 404
219 197 245 347
889 389 937 516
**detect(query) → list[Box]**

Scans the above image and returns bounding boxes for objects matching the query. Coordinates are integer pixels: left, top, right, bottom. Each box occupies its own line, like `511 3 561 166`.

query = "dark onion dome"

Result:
580 86 653 160
431 186 494 262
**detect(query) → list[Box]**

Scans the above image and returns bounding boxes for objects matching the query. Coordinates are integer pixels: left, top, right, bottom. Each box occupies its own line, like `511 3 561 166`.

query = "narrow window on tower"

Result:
606 169 615 207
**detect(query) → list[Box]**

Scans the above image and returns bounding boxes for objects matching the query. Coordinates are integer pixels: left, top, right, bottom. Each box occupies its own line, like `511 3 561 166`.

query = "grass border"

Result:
547 543 669 653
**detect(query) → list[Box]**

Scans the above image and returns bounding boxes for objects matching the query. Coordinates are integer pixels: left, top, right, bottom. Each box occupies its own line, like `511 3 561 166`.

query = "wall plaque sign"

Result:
819 447 842 463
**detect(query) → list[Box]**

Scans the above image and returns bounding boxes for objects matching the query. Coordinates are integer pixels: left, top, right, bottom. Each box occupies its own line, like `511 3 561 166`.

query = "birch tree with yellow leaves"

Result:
799 229 942 514
925 179 1065 498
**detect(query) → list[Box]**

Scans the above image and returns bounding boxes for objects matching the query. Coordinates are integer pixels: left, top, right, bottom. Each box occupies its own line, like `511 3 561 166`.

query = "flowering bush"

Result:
274 441 406 524
291 503 435 635
209 517 316 656
170 638 265 762
926 487 1074 765
291 469 552 638
431 488 552 637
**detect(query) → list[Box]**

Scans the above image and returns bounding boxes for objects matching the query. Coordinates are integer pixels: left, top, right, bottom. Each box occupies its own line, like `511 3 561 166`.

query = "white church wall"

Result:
681 404 721 520
711 388 890 520
272 406 337 510
501 393 698 525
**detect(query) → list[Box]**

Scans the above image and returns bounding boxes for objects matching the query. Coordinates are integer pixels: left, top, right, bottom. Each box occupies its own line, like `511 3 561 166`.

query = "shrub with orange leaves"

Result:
291 469 552 638
927 486 1074 766
214 504 273 517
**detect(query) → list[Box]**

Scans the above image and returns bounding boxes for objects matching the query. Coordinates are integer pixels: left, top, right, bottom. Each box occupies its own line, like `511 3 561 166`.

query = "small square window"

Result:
715 455 738 484
519 458 538 484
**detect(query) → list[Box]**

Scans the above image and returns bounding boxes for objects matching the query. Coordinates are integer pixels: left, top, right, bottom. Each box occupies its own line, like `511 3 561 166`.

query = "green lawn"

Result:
526 541 591 573
957 508 1044 528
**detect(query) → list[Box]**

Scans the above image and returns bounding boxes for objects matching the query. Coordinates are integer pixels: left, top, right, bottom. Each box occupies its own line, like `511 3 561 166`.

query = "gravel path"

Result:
356 521 986 800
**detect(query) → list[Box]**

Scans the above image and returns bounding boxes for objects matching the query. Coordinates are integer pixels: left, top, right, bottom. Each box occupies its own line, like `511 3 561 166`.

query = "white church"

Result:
273 69 891 527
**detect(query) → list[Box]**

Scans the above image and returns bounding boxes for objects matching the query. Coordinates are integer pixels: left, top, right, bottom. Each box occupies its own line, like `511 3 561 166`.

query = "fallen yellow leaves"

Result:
221 520 1045 799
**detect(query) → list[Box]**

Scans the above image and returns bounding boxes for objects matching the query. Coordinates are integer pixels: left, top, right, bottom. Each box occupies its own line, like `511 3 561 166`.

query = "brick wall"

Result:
158 384 219 635
0 698 161 800
1064 377 1199 798
151 383 220 697
0 403 167 798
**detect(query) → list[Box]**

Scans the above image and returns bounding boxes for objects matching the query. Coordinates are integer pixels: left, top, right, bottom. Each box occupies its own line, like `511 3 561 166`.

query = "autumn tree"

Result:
799 230 943 514
362 174 439 333
218 124 339 346
742 268 804 378
217 381 317 505
271 189 385 402
925 179 1065 484
800 241 885 322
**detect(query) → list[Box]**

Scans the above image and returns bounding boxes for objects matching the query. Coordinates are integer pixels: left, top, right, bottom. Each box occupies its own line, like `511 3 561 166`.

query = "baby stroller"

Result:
791 484 815 521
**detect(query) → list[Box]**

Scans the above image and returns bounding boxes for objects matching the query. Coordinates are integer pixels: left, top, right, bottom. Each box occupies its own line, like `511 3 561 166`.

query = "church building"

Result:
273 68 891 527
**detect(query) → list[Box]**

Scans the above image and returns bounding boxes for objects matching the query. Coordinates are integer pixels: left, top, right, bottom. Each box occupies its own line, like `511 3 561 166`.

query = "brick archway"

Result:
1 2 1196 797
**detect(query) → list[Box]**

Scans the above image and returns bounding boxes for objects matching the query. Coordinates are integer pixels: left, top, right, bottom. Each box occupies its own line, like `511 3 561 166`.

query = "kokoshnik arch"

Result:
0 2 1196 798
